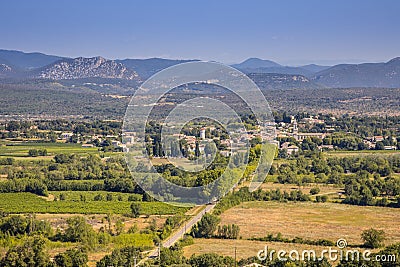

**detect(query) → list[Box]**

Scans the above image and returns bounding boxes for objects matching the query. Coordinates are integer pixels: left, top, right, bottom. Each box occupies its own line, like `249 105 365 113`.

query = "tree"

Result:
63 216 97 248
189 253 235 267
361 228 385 248
160 247 186 267
217 224 240 239
96 246 141 267
130 203 142 218
191 213 220 238
278 149 288 158
204 142 216 157
195 141 201 158
375 142 385 150
0 215 28 235
0 236 50 267
115 219 124 235
54 248 88 267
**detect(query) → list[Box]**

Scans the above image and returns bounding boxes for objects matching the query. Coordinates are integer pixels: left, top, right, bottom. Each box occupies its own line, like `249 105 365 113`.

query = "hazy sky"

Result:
1 0 399 65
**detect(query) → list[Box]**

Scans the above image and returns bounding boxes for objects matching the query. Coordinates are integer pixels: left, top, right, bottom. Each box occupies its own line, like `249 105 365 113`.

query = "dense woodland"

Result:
1 79 400 120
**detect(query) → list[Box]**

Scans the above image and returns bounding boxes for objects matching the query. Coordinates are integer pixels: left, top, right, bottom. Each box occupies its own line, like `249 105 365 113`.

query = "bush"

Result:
94 194 103 201
130 203 142 218
310 187 321 195
316 195 328 202
128 194 142 201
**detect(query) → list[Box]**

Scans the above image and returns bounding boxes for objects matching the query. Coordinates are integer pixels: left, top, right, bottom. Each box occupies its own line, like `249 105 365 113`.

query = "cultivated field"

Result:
0 142 98 158
0 192 189 215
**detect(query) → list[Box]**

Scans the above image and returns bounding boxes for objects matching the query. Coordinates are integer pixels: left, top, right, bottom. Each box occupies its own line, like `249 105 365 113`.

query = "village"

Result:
0 115 397 160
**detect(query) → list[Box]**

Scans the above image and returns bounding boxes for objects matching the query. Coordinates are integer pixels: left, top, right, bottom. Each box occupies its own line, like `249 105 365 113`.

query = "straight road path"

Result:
139 203 216 265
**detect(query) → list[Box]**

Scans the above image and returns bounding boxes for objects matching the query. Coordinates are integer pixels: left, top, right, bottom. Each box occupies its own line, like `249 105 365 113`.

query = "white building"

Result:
287 145 299 155
60 132 73 140
200 128 206 139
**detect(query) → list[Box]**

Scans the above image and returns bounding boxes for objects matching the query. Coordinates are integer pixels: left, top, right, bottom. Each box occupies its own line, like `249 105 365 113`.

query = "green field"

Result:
0 142 99 158
325 150 400 157
0 192 189 215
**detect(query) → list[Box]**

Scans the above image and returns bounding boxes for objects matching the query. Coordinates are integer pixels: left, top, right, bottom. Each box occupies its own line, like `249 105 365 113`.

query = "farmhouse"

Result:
60 132 73 140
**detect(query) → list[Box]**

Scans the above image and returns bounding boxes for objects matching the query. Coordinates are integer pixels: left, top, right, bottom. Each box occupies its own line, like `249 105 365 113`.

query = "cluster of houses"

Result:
362 135 397 150
275 116 329 155
59 115 397 157
60 132 129 151
276 116 397 155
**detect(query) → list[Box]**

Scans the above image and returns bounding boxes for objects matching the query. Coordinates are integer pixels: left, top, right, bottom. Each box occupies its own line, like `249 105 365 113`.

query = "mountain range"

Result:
0 49 400 88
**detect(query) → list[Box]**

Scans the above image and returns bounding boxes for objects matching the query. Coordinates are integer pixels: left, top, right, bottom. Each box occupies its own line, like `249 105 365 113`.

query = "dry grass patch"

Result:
219 201 400 246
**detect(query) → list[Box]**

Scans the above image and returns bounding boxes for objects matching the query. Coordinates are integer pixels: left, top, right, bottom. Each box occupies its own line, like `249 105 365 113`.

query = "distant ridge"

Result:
0 49 64 70
300 64 330 73
232 57 281 69
312 58 400 87
116 58 198 79
231 58 329 76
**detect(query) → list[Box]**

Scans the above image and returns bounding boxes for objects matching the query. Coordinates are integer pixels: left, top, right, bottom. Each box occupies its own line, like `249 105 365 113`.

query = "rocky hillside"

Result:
0 64 13 78
36 56 140 80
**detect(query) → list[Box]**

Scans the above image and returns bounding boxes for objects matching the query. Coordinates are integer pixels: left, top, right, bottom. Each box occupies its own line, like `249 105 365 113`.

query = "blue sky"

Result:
1 0 399 65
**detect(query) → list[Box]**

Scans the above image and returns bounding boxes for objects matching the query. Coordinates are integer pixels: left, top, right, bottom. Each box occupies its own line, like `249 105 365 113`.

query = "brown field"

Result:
219 201 400 246
150 157 170 165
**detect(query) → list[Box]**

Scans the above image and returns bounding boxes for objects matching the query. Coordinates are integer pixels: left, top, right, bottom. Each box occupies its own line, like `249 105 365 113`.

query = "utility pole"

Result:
158 242 161 262
234 246 237 267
